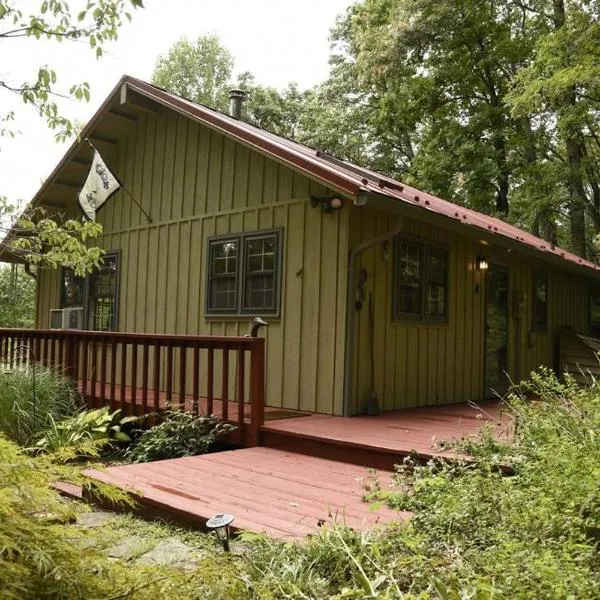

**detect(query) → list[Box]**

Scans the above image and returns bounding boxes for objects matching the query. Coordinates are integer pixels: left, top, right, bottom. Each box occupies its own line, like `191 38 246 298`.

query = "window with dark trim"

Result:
589 285 600 335
206 230 282 316
59 252 120 331
60 269 85 309
87 253 120 331
533 273 548 332
393 238 448 322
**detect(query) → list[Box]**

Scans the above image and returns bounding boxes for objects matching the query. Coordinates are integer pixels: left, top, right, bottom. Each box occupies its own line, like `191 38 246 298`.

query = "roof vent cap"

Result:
228 89 247 119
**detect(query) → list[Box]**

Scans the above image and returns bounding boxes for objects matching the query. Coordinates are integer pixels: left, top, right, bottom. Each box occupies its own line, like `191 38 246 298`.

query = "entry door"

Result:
484 266 509 398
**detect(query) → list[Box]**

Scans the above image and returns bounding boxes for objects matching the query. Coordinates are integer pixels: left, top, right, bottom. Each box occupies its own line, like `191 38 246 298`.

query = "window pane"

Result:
426 252 447 317
212 240 238 275
88 254 118 331
396 242 422 316
534 276 548 330
61 269 85 308
211 277 237 310
244 274 275 310
246 237 276 273
242 235 278 312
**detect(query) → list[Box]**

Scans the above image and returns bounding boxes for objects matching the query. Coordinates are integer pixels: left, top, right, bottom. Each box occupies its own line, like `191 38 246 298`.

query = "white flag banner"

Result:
78 150 121 220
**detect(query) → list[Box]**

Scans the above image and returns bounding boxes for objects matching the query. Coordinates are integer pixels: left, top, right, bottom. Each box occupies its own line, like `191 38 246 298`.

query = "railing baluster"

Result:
81 339 89 399
207 347 214 416
130 342 138 416
141 343 149 414
237 346 245 440
49 336 55 371
110 338 117 409
166 342 173 408
178 346 186 410
100 338 107 406
221 348 229 422
153 342 160 411
90 341 98 408
120 342 127 413
192 343 200 414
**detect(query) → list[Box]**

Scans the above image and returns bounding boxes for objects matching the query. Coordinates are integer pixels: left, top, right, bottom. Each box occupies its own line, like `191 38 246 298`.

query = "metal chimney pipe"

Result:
228 89 247 119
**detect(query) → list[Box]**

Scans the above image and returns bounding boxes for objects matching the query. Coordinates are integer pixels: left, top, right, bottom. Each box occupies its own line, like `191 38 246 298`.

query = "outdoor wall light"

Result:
310 195 344 213
206 513 235 551
476 256 489 271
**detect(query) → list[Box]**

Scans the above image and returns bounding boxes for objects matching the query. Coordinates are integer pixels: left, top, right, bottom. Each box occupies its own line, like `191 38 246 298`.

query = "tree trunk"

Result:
553 0 587 257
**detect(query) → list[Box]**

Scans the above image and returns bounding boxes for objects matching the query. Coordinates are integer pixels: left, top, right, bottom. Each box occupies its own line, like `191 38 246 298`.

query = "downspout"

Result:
342 222 405 416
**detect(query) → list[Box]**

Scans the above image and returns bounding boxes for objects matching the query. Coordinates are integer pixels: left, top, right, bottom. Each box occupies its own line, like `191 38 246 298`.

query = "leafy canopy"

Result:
0 1 143 273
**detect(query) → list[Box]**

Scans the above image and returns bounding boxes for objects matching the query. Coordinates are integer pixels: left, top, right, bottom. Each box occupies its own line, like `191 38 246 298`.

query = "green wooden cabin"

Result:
6 75 600 416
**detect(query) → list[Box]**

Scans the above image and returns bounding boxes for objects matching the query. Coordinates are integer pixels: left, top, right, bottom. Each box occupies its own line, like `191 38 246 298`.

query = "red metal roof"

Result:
124 76 600 276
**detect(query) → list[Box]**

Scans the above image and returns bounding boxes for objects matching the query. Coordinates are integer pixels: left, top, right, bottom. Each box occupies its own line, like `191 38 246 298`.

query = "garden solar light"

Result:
206 513 234 551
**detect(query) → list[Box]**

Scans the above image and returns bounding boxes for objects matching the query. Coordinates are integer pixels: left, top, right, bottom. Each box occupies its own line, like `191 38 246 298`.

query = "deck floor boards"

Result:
262 400 510 461
85 447 407 539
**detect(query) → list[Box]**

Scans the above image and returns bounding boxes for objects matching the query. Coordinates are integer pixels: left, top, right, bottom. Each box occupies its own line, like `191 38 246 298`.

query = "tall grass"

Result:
0 365 80 446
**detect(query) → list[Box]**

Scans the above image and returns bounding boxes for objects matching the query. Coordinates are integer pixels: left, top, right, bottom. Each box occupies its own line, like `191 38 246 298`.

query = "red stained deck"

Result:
85 447 407 540
84 401 510 539
262 400 511 467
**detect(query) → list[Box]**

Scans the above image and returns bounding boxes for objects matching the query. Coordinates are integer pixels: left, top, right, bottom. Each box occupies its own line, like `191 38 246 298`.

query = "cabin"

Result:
2 75 600 429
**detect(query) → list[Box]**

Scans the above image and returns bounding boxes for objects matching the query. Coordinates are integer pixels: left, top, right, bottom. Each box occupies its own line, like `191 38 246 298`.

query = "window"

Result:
589 286 600 335
60 269 85 309
533 273 548 332
206 230 282 316
393 238 448 322
59 252 120 331
87 253 119 331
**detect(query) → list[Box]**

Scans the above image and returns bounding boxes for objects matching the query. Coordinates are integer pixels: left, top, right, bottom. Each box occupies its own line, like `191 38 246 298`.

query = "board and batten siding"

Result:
347 205 590 414
36 108 348 415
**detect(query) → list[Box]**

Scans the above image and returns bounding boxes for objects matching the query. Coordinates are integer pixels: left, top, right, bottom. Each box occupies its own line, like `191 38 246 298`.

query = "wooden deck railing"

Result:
0 328 265 447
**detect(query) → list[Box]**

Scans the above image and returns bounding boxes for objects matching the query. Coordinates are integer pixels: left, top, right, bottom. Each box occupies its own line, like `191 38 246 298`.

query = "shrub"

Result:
0 365 79 446
34 407 138 457
128 410 235 463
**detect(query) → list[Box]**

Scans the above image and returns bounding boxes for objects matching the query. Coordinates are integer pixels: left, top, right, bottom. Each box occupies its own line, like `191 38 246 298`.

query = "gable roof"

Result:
3 74 600 277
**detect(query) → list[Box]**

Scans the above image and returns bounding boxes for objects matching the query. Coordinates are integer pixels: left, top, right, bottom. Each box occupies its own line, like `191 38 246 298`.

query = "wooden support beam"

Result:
54 178 81 189
120 83 160 114
108 108 138 124
89 134 119 147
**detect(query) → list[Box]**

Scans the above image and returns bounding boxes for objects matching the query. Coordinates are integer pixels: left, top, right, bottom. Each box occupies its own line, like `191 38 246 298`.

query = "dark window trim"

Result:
57 250 121 331
532 271 548 333
205 229 283 318
588 283 600 336
392 235 449 324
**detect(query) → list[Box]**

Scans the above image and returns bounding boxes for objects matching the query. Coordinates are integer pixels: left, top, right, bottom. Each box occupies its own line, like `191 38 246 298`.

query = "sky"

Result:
1 0 351 207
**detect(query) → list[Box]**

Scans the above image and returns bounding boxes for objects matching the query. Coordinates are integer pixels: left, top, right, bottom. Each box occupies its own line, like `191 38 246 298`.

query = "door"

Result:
484 265 509 398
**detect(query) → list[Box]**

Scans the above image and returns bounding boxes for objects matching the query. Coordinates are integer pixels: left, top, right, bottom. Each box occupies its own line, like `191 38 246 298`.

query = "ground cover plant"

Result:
0 365 79 446
128 409 235 463
2 366 599 598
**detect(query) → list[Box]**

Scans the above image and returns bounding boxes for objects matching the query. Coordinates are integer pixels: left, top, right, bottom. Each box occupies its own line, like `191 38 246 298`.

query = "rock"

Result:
107 536 148 560
135 538 201 570
77 511 117 528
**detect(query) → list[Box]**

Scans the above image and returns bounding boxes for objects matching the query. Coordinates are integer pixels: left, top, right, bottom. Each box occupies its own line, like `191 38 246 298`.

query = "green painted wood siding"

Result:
36 109 348 415
348 206 589 413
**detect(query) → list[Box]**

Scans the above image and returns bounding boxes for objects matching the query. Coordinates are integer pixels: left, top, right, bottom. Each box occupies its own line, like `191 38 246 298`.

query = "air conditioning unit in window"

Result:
49 307 84 330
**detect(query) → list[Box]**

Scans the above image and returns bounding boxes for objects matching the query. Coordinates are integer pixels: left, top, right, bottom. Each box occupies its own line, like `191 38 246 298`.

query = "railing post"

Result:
248 338 265 447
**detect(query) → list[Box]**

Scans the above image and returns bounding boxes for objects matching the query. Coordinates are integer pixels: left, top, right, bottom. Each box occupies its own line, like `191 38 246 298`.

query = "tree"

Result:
327 0 600 256
152 34 234 111
0 0 144 272
0 264 35 327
